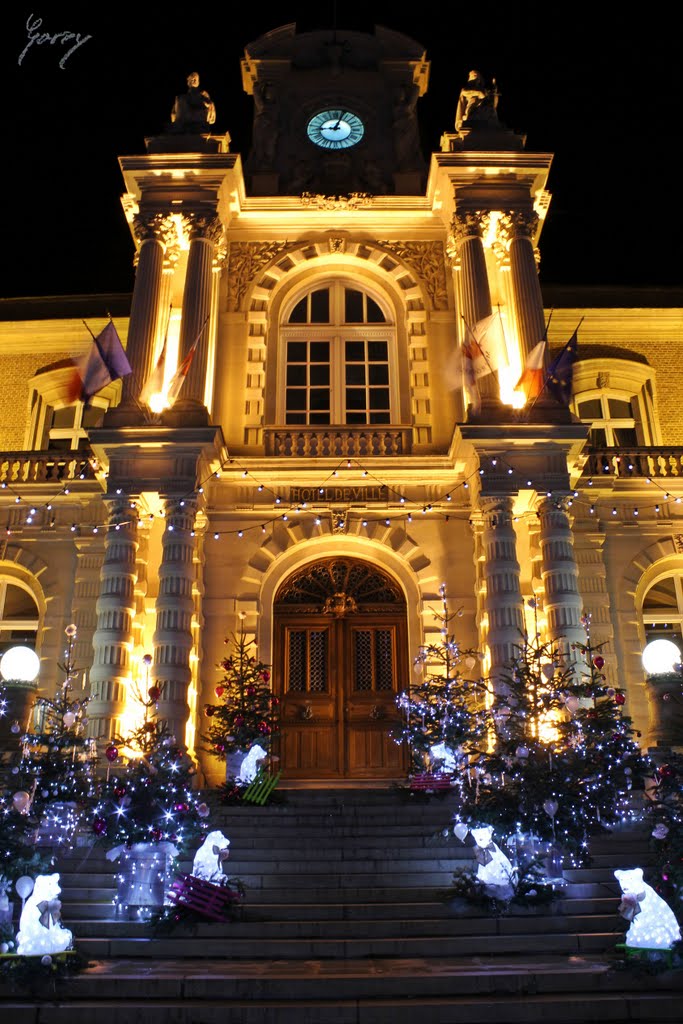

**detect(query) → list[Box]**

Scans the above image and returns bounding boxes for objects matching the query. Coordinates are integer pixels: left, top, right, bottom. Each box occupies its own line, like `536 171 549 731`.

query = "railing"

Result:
0 450 97 485
581 447 683 479
264 427 412 458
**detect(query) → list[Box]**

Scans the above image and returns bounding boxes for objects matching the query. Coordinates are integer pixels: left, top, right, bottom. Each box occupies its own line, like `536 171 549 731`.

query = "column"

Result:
72 538 105 697
449 209 496 402
178 213 223 405
481 496 525 685
88 498 139 741
152 497 198 743
122 213 176 403
537 496 584 662
499 209 546 363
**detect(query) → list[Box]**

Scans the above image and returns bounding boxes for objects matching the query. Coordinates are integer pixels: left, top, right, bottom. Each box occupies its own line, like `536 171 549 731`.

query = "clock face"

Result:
307 109 364 149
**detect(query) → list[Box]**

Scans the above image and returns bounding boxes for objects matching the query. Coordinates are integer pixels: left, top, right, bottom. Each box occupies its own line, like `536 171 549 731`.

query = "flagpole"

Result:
525 312 580 417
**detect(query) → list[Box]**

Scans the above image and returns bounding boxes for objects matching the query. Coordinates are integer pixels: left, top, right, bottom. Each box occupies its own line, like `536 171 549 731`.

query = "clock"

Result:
307 109 364 149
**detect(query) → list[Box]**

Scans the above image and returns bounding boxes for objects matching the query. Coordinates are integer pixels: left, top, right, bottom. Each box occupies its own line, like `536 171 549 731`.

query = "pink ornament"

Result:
105 744 118 763
593 655 605 670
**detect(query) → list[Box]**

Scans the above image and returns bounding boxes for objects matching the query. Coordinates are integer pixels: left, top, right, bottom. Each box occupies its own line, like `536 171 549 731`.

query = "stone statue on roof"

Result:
455 70 500 132
170 72 216 134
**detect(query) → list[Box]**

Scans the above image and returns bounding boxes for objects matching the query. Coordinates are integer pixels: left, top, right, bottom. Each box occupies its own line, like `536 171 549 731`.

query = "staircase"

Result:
5 788 681 1022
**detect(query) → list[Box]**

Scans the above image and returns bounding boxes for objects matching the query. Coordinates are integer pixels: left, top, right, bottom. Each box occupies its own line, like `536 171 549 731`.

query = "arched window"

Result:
642 574 683 651
0 579 39 656
25 364 120 451
279 281 397 426
575 393 639 447
571 358 659 448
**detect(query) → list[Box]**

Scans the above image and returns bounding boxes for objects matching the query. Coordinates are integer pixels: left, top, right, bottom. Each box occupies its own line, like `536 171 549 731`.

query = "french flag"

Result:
514 340 547 402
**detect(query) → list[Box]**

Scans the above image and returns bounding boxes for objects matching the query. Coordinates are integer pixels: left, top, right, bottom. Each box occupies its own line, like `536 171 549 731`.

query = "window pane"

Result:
287 631 306 691
345 341 365 361
1 585 38 620
369 412 391 424
368 341 388 362
309 341 329 362
52 407 77 429
82 406 105 428
589 427 607 446
310 389 329 411
375 630 394 690
345 365 365 385
309 412 331 424
608 397 634 418
309 365 330 386
367 297 385 323
346 389 366 410
613 427 638 446
286 391 307 411
370 388 390 409
309 631 328 692
369 364 389 385
644 577 677 611
345 289 364 323
347 412 367 424
285 412 306 424
287 365 306 386
47 438 73 451
288 298 307 324
310 289 330 323
577 398 602 418
287 341 307 361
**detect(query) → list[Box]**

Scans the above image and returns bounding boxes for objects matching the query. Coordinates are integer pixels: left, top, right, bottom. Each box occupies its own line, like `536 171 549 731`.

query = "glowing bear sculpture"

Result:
192 830 231 884
614 867 681 949
16 873 72 955
238 744 268 784
470 826 516 901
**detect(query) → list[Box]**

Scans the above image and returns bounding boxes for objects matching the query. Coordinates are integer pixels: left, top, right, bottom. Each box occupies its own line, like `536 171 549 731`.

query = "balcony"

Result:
581 447 683 480
0 450 98 486
264 426 412 458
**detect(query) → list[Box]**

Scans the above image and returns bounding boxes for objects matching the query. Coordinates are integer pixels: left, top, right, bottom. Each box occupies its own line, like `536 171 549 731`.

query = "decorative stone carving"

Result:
496 210 540 245
226 241 300 311
300 193 373 210
446 210 490 264
181 212 223 245
673 534 683 554
328 237 347 254
597 371 610 388
376 241 448 310
132 212 176 247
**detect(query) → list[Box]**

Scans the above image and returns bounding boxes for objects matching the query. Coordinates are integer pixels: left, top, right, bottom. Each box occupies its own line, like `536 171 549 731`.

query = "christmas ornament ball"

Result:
148 685 161 702
214 685 224 698
593 655 605 670
105 744 118 762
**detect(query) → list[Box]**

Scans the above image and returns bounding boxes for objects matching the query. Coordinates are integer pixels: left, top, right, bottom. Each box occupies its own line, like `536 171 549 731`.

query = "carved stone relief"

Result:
376 241 448 310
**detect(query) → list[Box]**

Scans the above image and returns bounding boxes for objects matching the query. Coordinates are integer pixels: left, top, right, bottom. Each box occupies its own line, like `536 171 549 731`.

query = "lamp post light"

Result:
642 638 683 751
0 645 40 748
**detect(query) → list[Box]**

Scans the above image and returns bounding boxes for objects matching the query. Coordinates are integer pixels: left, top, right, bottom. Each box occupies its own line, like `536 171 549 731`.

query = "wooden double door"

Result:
273 559 408 780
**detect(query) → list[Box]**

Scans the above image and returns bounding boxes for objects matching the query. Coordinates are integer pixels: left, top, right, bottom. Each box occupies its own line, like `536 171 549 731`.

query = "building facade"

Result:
1 24 683 784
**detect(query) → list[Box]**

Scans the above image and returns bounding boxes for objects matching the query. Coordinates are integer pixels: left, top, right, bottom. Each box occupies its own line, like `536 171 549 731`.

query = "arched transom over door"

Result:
273 557 408 780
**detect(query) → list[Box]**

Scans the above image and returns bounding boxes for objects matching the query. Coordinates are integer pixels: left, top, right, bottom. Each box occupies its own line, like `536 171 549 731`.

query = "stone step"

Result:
75 928 623 959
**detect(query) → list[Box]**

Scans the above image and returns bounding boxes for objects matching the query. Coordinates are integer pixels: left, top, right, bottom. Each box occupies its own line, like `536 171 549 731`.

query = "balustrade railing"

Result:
0 450 97 486
582 447 683 479
264 427 412 458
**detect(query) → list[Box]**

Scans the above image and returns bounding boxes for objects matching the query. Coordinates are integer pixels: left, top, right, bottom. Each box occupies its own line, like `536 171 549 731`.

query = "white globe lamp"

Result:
0 645 40 683
642 638 681 676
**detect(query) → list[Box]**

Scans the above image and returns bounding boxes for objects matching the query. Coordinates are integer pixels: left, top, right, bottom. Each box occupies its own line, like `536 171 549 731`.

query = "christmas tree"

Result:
645 753 683 925
393 585 485 774
13 624 97 846
92 679 208 851
202 625 279 781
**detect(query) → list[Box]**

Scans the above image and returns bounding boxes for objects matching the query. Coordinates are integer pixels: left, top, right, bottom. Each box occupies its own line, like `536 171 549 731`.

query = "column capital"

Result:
496 209 539 245
181 211 223 245
448 209 490 248
132 211 176 247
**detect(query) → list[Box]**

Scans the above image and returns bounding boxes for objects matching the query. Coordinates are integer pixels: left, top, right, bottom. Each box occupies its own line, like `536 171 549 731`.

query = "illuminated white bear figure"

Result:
470 826 516 900
429 743 458 773
16 873 72 955
614 867 681 949
238 744 268 784
192 830 231 884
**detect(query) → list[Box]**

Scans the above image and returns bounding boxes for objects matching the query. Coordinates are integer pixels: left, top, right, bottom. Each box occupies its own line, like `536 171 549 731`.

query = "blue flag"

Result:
546 328 578 406
69 321 132 403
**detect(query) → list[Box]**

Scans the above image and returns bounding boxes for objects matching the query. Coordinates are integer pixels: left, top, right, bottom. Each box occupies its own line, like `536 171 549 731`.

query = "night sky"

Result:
2 3 679 299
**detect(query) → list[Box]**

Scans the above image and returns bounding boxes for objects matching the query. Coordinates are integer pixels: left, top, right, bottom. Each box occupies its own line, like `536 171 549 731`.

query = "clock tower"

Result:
241 23 430 196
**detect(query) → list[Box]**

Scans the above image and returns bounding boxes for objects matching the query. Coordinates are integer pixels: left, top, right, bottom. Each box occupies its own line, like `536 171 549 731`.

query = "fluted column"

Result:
178 214 223 405
481 496 525 685
72 538 105 697
122 213 176 402
449 209 496 401
538 496 584 663
152 497 198 743
88 498 139 741
498 209 546 363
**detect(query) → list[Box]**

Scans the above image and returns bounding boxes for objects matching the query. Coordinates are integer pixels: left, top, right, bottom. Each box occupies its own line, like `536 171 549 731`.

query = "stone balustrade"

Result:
0 450 97 485
264 427 412 458
582 447 683 480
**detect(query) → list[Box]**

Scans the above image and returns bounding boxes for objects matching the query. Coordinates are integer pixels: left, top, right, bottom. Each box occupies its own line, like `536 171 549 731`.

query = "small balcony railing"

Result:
0 450 97 486
264 426 412 458
581 447 683 479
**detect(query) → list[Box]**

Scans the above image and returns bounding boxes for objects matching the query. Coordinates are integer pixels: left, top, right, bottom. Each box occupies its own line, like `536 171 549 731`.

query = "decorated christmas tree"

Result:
643 753 683 925
93 680 208 851
202 624 279 781
13 625 97 845
393 585 486 775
